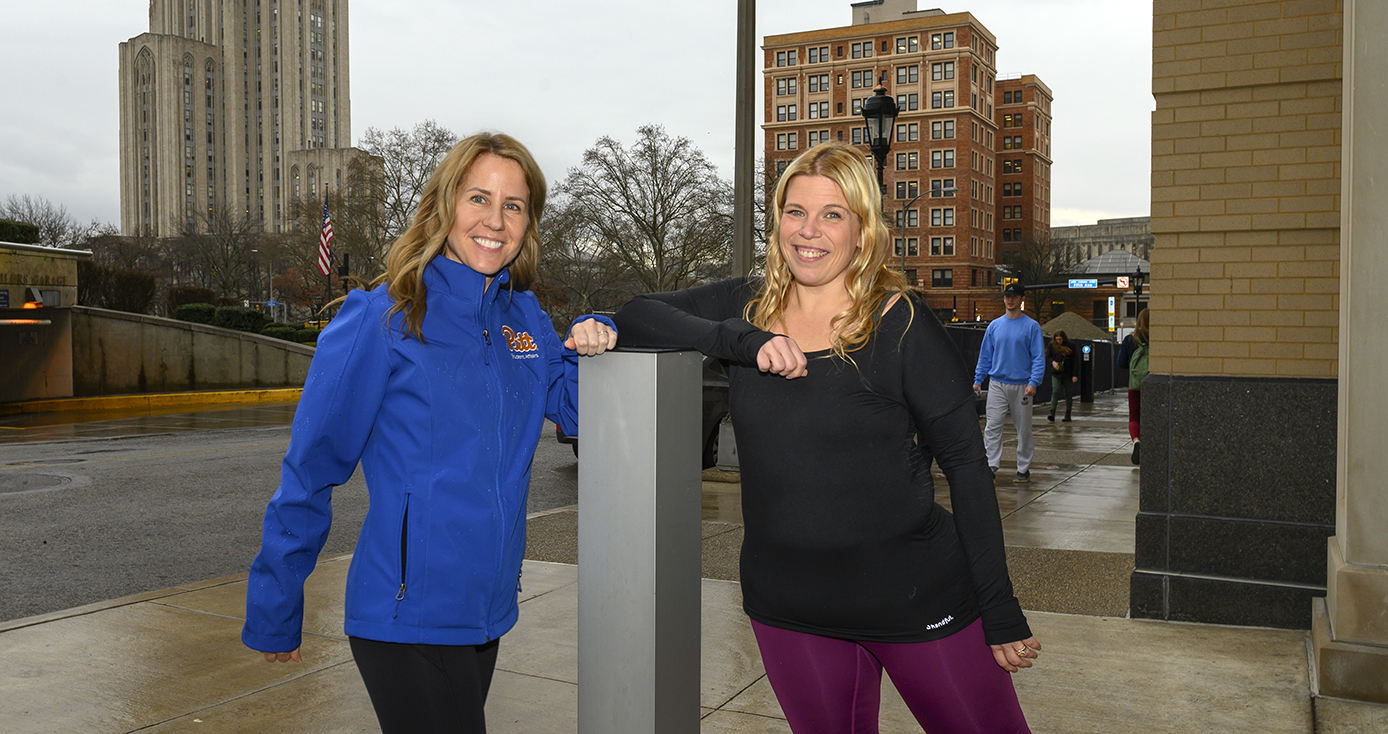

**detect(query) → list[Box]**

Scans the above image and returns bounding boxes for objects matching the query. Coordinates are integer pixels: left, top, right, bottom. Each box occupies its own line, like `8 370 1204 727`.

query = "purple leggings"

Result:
751 618 1031 734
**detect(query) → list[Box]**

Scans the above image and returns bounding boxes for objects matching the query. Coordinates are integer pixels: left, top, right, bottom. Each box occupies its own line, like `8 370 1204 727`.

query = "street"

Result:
0 415 579 622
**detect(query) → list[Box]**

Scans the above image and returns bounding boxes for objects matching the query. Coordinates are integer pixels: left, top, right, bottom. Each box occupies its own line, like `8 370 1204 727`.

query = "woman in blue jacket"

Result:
243 132 615 733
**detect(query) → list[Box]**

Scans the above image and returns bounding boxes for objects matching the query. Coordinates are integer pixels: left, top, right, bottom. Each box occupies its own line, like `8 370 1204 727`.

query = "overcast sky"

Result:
0 0 1151 230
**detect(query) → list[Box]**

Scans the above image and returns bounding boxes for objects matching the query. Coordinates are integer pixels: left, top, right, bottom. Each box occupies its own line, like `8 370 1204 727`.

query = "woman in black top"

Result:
1046 330 1079 422
614 143 1038 733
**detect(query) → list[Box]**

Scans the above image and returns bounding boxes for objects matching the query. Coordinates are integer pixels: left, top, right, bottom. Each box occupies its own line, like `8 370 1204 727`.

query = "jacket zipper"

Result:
480 279 509 641
393 493 411 618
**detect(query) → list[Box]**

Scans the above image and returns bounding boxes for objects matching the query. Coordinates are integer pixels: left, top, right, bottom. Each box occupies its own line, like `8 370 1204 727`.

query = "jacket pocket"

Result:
393 492 411 618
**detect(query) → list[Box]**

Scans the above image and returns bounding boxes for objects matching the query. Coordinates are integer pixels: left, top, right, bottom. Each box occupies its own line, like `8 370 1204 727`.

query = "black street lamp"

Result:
859 76 899 193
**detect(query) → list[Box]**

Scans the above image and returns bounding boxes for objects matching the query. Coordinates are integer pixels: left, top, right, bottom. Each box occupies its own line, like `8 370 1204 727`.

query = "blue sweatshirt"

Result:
973 313 1045 388
243 256 611 652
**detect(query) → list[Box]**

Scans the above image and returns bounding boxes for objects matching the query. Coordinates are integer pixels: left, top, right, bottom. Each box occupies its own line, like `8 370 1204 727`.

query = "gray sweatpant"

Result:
983 381 1034 473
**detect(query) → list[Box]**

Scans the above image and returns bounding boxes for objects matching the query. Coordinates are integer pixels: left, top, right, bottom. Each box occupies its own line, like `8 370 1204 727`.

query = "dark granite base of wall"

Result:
1131 373 1336 629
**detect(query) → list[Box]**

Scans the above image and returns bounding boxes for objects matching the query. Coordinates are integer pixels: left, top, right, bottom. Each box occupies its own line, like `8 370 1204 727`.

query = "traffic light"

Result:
1002 277 1018 289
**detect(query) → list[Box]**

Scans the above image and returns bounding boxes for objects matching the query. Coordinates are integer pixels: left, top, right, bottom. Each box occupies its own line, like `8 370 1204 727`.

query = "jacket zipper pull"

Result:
482 328 492 365
395 583 406 602
483 328 491 345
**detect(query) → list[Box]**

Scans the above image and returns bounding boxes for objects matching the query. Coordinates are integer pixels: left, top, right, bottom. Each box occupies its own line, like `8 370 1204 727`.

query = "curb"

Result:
0 388 303 417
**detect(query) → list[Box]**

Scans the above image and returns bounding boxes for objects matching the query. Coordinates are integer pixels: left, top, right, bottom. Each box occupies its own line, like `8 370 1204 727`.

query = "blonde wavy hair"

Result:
747 142 911 360
373 132 547 341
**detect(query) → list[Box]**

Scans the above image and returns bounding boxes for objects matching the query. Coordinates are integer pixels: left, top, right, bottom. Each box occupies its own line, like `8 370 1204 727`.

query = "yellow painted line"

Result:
0 426 26 430
0 388 303 417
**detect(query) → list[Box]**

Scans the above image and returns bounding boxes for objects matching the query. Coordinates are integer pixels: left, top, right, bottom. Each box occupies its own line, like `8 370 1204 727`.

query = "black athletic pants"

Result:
349 636 501 734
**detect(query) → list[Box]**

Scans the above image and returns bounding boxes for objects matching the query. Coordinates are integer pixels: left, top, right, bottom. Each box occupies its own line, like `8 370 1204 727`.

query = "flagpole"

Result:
319 187 335 320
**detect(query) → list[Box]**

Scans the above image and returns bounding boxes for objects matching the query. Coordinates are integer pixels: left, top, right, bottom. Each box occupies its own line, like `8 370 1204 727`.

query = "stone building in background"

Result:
118 0 365 237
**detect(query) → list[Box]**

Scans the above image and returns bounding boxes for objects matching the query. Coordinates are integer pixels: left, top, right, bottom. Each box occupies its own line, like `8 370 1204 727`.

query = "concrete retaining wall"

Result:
71 306 315 396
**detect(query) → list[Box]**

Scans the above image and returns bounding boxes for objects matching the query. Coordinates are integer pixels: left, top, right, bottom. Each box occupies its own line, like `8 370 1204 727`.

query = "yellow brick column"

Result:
1136 0 1344 629
1312 0 1388 704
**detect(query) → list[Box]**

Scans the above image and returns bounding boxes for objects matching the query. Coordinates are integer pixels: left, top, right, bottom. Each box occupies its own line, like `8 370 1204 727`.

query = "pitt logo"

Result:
501 325 539 359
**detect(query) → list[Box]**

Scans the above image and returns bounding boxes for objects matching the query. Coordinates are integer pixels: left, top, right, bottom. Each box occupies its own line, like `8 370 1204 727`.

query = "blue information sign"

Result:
1068 279 1098 289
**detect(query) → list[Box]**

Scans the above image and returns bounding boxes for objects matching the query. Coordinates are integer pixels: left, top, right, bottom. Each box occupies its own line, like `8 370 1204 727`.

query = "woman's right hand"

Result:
261 648 302 663
757 336 808 379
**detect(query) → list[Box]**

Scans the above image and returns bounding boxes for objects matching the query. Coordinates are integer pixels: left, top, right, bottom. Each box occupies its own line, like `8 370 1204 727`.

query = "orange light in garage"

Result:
0 319 51 325
22 300 42 309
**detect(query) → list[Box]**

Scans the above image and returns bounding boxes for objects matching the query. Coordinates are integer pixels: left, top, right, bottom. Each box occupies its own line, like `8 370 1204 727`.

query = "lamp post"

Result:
859 77 899 194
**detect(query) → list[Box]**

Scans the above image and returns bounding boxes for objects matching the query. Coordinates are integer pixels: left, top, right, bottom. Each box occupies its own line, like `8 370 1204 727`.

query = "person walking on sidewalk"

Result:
973 283 1046 482
1046 330 1079 422
1117 307 1150 465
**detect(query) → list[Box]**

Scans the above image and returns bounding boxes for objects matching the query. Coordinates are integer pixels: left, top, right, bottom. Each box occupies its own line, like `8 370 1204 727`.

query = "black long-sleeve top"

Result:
613 278 1031 645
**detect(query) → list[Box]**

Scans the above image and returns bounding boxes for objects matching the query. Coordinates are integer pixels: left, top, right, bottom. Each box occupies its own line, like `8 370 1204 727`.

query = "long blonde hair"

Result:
747 142 910 360
375 132 547 341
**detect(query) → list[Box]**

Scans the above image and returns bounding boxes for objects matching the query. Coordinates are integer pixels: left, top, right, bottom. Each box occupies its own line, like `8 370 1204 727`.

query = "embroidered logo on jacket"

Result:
501 325 539 359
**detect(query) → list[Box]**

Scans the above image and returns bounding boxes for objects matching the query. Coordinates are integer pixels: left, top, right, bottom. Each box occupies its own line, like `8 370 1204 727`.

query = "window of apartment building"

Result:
932 269 953 288
931 120 955 139
776 50 795 67
1003 159 1022 174
807 101 825 119
896 93 919 111
882 40 891 53
931 237 956 257
895 122 919 142
1003 182 1020 196
808 45 829 63
1001 135 1019 150
896 65 919 85
930 32 954 50
931 61 955 81
895 180 919 199
897 209 919 227
851 41 873 58
895 238 920 256
807 130 830 146
896 151 919 170
852 127 863 145
853 97 866 115
776 160 789 174
776 132 798 150
896 36 919 54
1003 113 1021 128
776 78 797 95
930 208 955 227
932 178 956 197
837 102 844 114
852 70 873 89
931 149 955 168
931 90 955 109
808 74 829 93
777 105 788 122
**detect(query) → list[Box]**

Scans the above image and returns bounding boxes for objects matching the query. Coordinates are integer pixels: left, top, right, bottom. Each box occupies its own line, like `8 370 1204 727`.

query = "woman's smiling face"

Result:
777 174 861 292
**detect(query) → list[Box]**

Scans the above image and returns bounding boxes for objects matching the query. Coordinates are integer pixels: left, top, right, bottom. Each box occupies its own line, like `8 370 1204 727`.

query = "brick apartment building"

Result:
762 0 1051 322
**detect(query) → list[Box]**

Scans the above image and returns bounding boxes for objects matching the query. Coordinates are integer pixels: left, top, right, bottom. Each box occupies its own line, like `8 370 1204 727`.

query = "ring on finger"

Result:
1014 647 1027 656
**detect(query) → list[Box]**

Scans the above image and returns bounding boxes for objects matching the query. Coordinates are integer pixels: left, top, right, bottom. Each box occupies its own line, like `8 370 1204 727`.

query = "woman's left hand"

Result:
990 636 1042 673
566 318 617 356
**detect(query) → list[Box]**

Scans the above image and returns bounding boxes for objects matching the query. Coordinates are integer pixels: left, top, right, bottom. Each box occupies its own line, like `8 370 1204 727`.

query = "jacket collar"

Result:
424 255 511 305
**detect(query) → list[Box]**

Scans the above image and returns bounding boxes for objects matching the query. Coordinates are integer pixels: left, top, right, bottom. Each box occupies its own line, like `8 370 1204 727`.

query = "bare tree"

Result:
551 125 734 294
1001 229 1081 320
536 201 639 330
1 194 114 248
175 204 265 298
358 121 458 244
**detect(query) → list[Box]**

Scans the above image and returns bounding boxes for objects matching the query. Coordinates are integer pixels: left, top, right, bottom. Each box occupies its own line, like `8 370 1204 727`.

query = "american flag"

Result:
317 191 334 276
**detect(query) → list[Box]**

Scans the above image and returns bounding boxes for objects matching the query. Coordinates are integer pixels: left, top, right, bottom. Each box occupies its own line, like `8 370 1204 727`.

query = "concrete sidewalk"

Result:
1 391 1384 732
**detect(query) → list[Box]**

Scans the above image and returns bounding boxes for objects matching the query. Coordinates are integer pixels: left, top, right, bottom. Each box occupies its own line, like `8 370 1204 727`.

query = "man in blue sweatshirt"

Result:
973 282 1046 481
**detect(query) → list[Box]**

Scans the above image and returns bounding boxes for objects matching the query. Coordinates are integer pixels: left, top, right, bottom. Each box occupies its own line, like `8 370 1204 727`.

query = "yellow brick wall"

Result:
1150 0 1343 377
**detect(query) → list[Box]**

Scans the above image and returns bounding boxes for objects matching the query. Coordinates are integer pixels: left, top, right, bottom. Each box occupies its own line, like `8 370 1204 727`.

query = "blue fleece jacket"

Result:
973 313 1045 387
243 256 611 652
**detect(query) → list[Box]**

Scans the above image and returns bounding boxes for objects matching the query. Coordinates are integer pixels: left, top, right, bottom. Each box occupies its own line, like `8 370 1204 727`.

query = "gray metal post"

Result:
732 0 756 278
578 350 703 734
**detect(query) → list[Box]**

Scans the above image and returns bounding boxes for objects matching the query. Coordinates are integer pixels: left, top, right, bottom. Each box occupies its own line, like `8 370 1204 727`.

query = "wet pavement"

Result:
1 390 1385 733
